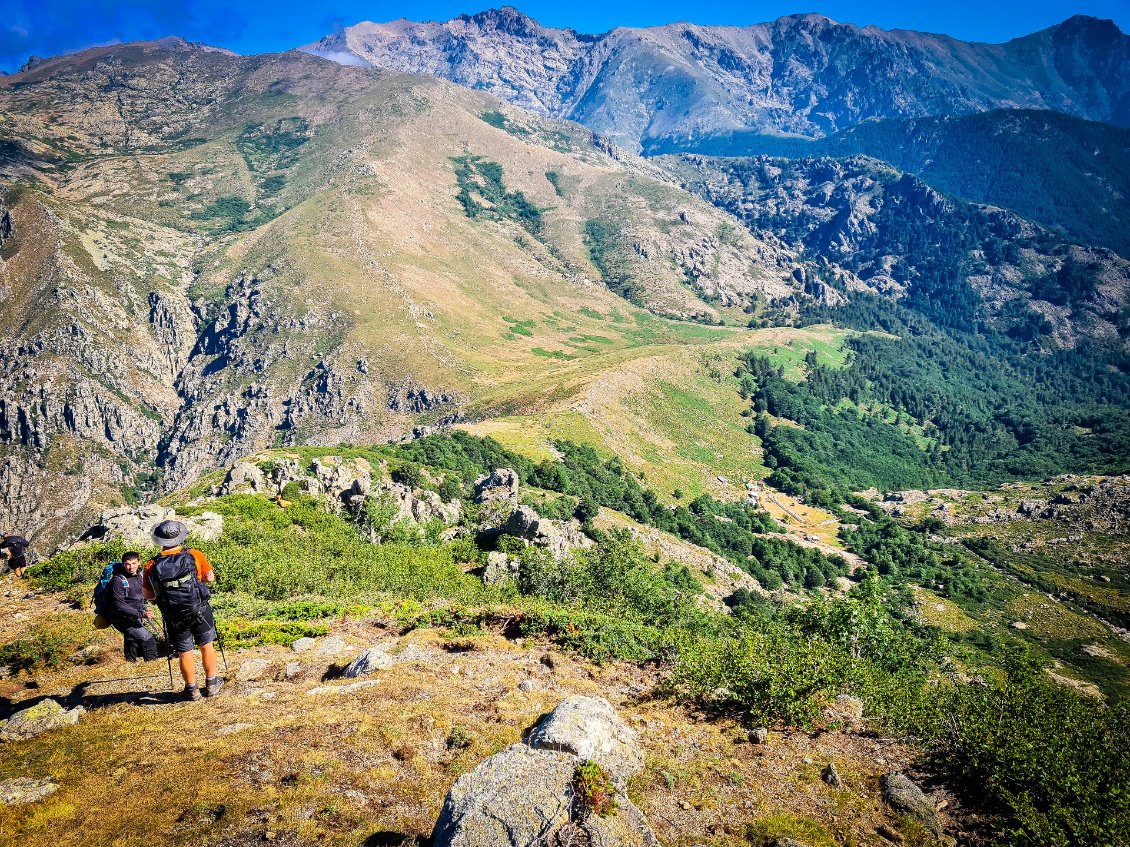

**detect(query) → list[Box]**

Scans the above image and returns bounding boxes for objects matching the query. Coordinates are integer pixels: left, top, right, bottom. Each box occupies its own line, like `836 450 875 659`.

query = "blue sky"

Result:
3 0 1127 74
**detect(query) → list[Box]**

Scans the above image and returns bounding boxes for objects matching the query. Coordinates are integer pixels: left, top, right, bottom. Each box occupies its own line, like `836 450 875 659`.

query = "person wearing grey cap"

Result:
142 519 224 701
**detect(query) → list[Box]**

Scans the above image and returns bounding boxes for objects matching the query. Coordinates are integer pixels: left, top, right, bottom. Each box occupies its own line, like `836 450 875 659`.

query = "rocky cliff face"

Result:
0 187 198 538
303 9 1130 152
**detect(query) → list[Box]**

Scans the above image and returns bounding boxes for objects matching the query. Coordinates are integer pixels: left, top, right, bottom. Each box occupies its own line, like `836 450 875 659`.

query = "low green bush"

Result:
217 618 330 649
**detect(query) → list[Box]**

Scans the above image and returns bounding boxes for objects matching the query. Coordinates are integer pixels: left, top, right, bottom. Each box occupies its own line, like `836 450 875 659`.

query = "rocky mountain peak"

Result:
458 6 545 37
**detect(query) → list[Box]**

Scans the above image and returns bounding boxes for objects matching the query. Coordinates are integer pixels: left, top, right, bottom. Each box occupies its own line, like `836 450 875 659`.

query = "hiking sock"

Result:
204 676 225 697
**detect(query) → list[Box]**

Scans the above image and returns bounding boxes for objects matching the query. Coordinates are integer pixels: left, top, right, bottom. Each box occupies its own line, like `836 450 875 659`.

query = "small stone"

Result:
517 679 537 693
306 680 381 696
218 723 254 736
881 773 939 835
748 726 769 744
1010 621 1029 630
284 662 303 680
822 762 842 788
876 823 904 843
236 658 272 682
291 637 316 653
341 647 393 678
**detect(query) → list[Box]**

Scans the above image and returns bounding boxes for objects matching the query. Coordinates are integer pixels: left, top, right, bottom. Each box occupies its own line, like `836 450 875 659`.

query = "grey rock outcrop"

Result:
89 506 224 547
431 745 657 847
341 647 393 678
221 455 461 531
527 695 645 787
474 468 520 506
669 154 1130 352
0 777 58 804
500 505 591 560
881 772 940 835
1 699 82 742
482 550 517 586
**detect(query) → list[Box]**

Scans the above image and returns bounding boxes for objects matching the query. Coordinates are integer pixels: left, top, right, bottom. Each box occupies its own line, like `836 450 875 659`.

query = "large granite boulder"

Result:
431 743 657 847
429 696 655 847
501 506 591 560
527 695 644 787
1 699 82 742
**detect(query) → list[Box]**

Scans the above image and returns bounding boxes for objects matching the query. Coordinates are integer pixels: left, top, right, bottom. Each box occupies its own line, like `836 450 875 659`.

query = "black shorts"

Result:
165 606 217 655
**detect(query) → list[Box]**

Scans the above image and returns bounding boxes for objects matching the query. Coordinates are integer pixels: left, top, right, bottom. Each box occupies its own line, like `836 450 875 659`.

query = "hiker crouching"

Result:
104 551 159 662
142 520 225 701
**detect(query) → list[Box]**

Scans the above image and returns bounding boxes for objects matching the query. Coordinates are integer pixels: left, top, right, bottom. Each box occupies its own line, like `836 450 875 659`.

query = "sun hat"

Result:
151 519 189 549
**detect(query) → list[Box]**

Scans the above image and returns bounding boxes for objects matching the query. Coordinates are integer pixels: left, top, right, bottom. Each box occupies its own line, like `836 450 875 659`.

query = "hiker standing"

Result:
101 552 160 662
142 520 224 701
1 531 30 578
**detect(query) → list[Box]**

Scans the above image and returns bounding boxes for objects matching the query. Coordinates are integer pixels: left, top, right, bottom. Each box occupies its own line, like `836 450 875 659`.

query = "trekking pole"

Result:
159 615 175 691
214 617 229 675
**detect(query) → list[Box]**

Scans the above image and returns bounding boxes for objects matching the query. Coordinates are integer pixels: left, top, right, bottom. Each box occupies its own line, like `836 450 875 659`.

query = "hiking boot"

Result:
204 676 225 698
183 684 202 702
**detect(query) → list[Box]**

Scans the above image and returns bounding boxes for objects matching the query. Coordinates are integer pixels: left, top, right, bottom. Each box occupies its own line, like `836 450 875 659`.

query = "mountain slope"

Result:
660 153 1130 349
657 110 1130 257
0 39 824 541
302 8 1130 152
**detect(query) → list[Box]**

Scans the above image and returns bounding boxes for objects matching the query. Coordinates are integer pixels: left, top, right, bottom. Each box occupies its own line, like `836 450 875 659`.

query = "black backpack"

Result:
150 550 210 623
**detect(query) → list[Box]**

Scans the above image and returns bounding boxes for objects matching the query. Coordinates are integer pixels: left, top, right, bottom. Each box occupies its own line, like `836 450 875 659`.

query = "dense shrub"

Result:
670 576 937 727
924 650 1130 846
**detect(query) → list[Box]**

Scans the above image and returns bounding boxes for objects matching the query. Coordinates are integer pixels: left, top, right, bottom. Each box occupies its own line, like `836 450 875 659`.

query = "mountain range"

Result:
303 7 1130 152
